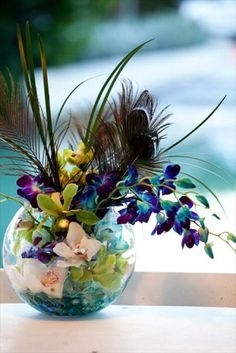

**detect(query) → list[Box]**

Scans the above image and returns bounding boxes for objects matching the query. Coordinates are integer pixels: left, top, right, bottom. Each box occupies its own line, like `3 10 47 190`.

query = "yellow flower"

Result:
69 167 83 183
63 142 94 166
59 168 70 188
56 152 70 188
56 151 64 167
69 167 89 185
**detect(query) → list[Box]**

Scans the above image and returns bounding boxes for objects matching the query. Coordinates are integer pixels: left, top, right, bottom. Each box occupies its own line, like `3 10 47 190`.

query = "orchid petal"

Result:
51 192 63 208
16 175 33 187
80 237 101 260
56 258 84 268
164 164 180 179
13 259 67 298
53 242 75 258
66 222 87 248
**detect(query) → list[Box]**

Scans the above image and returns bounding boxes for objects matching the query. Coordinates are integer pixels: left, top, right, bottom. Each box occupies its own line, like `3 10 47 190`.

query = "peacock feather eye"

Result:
131 133 158 159
86 80 171 176
126 108 160 160
127 109 150 132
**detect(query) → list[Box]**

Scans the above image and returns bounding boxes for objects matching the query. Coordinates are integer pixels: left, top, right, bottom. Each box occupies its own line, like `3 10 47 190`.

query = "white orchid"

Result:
5 259 67 298
53 222 102 268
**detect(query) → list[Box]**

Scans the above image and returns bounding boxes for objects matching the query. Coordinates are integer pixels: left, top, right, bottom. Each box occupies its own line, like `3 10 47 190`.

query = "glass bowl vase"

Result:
3 207 135 316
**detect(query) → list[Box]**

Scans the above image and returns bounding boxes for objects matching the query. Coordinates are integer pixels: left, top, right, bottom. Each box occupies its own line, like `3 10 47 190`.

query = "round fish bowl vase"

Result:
3 207 135 316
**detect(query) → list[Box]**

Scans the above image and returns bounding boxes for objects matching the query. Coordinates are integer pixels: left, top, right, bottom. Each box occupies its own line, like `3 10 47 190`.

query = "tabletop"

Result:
0 304 235 353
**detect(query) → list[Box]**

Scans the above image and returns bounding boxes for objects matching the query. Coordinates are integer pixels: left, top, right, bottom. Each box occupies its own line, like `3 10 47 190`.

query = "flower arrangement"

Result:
0 24 235 315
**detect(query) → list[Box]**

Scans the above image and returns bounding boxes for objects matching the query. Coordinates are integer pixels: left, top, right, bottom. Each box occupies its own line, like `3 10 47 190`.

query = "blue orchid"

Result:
21 242 56 264
124 165 138 186
117 200 139 224
152 196 199 236
17 174 55 208
160 164 180 195
182 229 200 248
77 172 120 210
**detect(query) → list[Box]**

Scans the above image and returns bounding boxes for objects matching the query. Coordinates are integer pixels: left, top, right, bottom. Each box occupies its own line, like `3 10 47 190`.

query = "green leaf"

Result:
75 209 100 225
12 238 22 256
93 272 122 291
70 267 94 282
62 183 78 210
160 200 176 213
37 194 63 216
195 194 210 208
198 227 209 243
212 213 220 220
204 243 214 259
93 253 116 274
79 269 93 282
227 233 236 243
12 228 34 255
199 218 206 229
70 267 84 282
115 256 129 275
175 178 196 189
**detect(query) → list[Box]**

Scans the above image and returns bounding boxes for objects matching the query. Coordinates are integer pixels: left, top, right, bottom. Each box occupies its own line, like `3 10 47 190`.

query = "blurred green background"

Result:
0 0 204 76
0 0 235 267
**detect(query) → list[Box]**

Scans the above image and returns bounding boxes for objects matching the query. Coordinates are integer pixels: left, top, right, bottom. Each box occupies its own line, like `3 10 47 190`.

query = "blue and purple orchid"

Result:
17 175 55 208
14 160 235 262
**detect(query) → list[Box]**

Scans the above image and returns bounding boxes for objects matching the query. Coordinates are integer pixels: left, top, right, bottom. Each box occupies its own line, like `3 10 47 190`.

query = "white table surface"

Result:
0 304 235 353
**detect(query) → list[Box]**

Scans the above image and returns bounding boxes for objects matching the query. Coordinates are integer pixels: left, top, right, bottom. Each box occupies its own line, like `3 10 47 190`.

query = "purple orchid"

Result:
117 193 160 225
117 200 139 224
86 172 120 199
77 172 120 210
117 165 162 224
160 164 180 195
182 229 200 248
21 242 56 264
124 165 138 186
152 196 199 236
17 175 55 208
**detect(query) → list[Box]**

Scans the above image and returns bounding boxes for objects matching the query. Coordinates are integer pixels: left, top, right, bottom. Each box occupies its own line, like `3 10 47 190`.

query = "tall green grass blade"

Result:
85 39 153 146
17 24 46 147
16 24 31 94
181 171 226 214
172 160 232 187
54 74 104 130
39 37 52 135
164 95 226 153
166 154 235 185
24 23 54 173
25 23 41 123
16 23 60 187
39 37 60 188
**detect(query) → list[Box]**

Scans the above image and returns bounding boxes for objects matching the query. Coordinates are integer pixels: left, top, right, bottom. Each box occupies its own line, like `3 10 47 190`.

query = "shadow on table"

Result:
12 305 132 322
